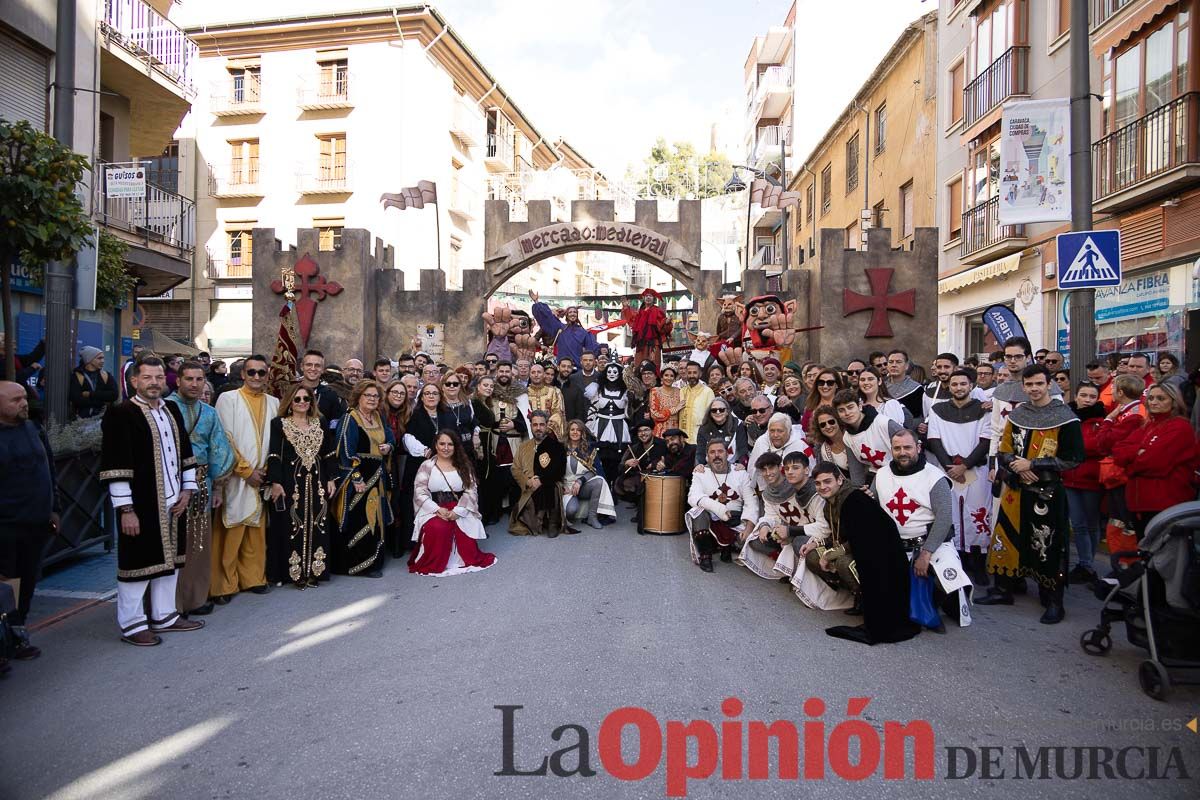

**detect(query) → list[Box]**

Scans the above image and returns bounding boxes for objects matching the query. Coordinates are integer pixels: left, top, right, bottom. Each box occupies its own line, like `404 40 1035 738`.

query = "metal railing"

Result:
101 0 197 93
208 162 262 197
296 161 350 193
486 133 514 165
1091 0 1135 29
963 46 1029 129
960 195 1025 258
1094 92 1198 200
750 245 780 270
297 73 353 108
756 65 791 97
207 257 252 279
211 73 264 115
93 160 195 252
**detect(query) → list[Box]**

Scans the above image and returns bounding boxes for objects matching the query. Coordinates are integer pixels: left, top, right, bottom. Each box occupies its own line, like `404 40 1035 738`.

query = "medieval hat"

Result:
662 428 686 438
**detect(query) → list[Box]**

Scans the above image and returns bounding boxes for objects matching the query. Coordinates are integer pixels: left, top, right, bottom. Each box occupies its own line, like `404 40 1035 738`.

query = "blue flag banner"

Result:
981 304 1027 345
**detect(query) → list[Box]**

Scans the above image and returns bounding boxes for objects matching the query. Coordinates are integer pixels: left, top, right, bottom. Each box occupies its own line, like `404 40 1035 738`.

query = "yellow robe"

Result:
678 383 715 444
526 384 565 440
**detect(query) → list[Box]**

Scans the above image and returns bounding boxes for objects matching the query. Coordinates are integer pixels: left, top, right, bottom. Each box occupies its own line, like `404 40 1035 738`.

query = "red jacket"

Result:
1063 414 1105 491
1112 413 1200 512
1093 399 1146 488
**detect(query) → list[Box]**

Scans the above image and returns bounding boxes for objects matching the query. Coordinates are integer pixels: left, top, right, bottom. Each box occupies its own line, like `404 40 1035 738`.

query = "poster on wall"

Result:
419 323 445 362
998 98 1071 225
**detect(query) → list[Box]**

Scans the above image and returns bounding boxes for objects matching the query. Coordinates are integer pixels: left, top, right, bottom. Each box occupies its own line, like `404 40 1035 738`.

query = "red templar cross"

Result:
271 254 343 346
714 484 739 504
779 504 806 526
859 443 887 469
843 268 917 338
886 487 921 526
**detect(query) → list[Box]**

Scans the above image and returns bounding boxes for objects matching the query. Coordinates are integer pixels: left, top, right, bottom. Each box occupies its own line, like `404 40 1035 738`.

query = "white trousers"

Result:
117 572 180 636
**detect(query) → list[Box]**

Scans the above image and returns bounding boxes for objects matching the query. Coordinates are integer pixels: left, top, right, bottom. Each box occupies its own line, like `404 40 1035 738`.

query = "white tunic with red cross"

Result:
874 462 945 540
842 413 894 472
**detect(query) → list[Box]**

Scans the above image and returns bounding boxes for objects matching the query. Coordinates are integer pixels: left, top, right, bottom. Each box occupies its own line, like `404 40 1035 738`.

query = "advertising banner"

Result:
998 98 1071 225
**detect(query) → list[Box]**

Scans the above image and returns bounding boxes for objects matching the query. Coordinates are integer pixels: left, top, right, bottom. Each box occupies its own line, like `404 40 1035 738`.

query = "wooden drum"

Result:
640 474 685 535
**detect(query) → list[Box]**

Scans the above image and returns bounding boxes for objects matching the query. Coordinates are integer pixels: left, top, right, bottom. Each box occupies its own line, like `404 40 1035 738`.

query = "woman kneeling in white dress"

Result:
410 430 497 576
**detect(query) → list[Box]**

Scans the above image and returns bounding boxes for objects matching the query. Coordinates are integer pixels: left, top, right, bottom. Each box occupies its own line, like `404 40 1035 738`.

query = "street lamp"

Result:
725 160 788 274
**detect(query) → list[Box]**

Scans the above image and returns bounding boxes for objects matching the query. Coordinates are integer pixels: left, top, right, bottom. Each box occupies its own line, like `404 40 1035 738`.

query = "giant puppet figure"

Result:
482 304 539 363
720 293 799 365
621 288 674 368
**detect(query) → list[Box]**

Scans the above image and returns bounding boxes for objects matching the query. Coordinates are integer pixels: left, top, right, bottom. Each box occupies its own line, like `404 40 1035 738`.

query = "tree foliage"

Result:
629 138 733 200
0 118 94 378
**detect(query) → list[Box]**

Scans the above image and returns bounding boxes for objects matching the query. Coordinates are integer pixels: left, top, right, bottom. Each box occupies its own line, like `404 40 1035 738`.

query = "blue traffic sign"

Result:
1057 230 1121 289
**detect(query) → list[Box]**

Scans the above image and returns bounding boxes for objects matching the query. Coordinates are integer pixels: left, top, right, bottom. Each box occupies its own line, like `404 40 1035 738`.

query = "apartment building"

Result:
741 1 796 275
1067 0 1200 364
174 4 586 358
0 0 198 364
785 11 939 271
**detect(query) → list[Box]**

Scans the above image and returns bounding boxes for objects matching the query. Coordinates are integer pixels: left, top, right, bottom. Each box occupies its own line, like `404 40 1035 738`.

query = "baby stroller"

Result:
1079 501 1200 700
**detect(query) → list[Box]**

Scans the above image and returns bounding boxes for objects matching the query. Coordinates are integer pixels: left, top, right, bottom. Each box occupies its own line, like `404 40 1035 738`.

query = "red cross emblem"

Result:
714 484 739 504
842 268 917 338
271 254 343 346
886 487 921 525
779 503 806 526
859 442 886 469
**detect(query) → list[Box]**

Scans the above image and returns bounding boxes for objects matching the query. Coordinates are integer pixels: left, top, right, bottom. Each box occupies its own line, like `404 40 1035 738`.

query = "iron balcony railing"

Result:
211 72 264 115
296 161 352 194
101 0 197 93
1091 0 1135 29
960 195 1025 258
486 133 514 165
297 72 353 109
94 160 195 252
206 257 252 280
963 46 1029 129
208 162 262 197
1094 92 1199 200
750 245 780 270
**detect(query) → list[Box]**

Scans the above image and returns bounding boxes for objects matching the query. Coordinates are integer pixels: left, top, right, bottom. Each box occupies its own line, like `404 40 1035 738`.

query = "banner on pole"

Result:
980 304 1028 346
998 98 1071 225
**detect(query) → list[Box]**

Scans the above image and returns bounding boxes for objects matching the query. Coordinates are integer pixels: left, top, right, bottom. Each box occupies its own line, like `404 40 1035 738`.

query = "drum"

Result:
640 474 685 535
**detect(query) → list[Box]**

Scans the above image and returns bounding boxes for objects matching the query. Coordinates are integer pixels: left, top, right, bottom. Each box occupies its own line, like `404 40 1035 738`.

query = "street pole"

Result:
1068 0 1095 384
780 137 789 271
44 0 78 423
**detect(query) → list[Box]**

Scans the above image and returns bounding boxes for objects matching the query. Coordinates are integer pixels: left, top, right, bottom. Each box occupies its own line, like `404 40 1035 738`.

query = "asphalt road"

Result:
2 513 1198 800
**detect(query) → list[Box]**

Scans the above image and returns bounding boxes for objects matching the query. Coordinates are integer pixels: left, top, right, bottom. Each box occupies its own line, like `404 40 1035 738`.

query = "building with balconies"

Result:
935 0 1089 358
741 2 797 268
783 11 938 279
0 0 199 362
172 3 578 358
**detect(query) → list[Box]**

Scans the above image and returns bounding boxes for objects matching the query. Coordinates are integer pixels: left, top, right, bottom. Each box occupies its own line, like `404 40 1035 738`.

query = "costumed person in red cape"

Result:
622 288 673 368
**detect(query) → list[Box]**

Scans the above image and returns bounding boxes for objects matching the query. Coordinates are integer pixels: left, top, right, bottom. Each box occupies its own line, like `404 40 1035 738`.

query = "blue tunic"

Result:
168 396 235 491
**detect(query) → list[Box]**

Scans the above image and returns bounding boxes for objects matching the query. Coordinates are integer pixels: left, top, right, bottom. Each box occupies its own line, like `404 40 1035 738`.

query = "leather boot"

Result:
719 546 733 563
975 588 1014 605
844 595 863 616
699 553 714 573
1039 587 1065 624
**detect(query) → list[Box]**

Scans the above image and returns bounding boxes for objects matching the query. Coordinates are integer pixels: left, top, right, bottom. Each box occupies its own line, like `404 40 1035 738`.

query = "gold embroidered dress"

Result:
266 416 332 587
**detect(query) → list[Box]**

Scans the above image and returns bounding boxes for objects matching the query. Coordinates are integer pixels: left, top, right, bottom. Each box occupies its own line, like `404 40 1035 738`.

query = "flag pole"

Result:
435 205 443 273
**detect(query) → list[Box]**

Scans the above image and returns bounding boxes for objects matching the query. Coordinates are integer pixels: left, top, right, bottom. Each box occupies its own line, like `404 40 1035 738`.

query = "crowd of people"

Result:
4 294 1200 665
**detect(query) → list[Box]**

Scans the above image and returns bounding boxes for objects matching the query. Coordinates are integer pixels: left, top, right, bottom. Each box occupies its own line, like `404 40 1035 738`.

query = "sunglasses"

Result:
847 369 862 376
817 379 838 387
293 396 311 403
711 408 729 414
444 381 461 387
245 369 267 377
751 407 770 414
819 419 840 428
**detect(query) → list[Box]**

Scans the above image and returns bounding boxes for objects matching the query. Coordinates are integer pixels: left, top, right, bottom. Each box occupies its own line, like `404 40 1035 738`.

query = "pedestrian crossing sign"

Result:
1056 230 1122 289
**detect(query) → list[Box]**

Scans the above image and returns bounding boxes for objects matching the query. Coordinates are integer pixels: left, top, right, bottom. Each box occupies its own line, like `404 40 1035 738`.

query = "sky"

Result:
175 0 933 177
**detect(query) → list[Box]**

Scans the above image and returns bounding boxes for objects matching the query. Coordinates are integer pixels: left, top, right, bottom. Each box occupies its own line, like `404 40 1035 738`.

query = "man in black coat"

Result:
554 356 588 424
69 346 119 419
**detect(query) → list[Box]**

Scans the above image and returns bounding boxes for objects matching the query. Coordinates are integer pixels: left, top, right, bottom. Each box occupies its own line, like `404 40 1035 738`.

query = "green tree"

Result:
0 119 93 379
629 138 733 200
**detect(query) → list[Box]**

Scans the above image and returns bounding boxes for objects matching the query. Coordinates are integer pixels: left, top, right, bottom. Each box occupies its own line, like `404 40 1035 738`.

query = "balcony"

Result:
206 258 253 280
749 245 782 273
296 163 352 195
210 73 264 116
753 28 791 65
1090 0 1135 30
752 125 791 167
1093 92 1200 213
208 164 263 199
960 196 1027 264
962 46 1029 134
485 133 514 171
93 161 195 253
448 177 480 220
297 73 353 111
450 95 483 147
100 0 197 94
753 66 792 121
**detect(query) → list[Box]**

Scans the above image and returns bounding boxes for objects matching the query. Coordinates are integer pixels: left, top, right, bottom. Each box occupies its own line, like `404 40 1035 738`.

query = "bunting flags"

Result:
269 301 301 397
750 177 801 211
380 180 438 211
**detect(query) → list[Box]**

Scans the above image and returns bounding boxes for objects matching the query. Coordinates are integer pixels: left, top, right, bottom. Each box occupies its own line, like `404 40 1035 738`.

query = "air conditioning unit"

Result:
1044 261 1056 278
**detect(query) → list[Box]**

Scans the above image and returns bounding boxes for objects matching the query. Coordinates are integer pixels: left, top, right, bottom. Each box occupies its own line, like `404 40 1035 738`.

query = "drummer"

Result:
659 428 696 480
614 419 666 514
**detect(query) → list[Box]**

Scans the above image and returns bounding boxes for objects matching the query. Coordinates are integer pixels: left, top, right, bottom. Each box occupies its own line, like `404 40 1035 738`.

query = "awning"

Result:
938 252 1022 294
1094 0 1179 57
